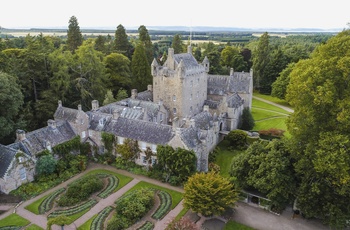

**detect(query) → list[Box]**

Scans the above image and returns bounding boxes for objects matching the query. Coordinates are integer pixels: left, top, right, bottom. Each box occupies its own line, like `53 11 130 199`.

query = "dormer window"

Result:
173 108 177 115
99 118 105 126
173 95 176 101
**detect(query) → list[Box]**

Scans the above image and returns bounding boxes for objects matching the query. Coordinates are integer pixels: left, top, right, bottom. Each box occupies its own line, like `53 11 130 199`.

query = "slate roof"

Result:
191 111 214 130
208 73 251 95
226 93 244 108
87 112 113 131
0 144 17 178
173 53 199 70
204 100 220 109
136 90 153 101
104 117 174 145
16 121 76 155
54 106 79 122
179 127 201 149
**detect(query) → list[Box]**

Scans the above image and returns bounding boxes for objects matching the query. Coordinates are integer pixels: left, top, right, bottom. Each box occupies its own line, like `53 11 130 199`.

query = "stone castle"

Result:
0 46 253 194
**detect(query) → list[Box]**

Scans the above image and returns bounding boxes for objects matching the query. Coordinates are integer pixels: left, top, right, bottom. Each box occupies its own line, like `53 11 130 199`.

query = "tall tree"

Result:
252 32 270 91
271 62 295 100
220 46 247 72
286 29 350 228
0 72 24 142
184 171 238 216
66 16 83 53
138 25 154 64
131 43 152 91
172 34 183 54
94 35 107 54
114 24 133 59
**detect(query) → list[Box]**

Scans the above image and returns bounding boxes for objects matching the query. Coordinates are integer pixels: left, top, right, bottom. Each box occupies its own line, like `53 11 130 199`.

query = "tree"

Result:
66 16 83 53
114 24 133 59
104 52 131 94
131 43 152 91
0 72 24 142
271 62 295 100
286 30 350 228
230 139 297 211
172 34 183 54
94 35 107 54
116 138 139 161
225 130 248 149
220 46 247 72
103 89 116 105
252 32 270 91
240 107 255 130
36 154 57 176
183 171 237 216
138 25 154 64
115 88 128 101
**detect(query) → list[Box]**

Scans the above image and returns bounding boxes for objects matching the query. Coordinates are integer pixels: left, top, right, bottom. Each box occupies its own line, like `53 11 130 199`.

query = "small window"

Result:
20 168 26 180
142 155 147 165
173 95 176 101
99 119 105 126
190 80 193 87
81 131 86 138
151 157 157 166
118 137 124 144
190 94 192 100
173 108 177 114
89 130 92 137
141 142 147 150
152 144 157 153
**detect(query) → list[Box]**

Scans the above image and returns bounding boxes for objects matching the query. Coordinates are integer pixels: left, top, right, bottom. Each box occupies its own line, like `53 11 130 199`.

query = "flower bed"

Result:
48 199 97 218
152 190 172 220
38 188 65 214
90 206 113 230
137 221 154 230
97 175 118 199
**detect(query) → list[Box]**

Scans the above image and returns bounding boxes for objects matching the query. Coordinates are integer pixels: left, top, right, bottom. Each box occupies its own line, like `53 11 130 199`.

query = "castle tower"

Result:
153 47 208 121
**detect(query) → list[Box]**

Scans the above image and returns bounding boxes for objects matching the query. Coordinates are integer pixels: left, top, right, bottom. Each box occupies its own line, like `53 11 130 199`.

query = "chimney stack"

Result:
16 129 26 142
131 89 138 99
113 110 120 119
47 119 57 129
230 68 234 76
147 85 153 92
58 100 62 107
78 104 82 111
203 105 209 112
92 100 99 111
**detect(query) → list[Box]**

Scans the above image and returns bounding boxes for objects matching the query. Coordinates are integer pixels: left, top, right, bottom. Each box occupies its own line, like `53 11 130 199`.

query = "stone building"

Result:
0 45 252 194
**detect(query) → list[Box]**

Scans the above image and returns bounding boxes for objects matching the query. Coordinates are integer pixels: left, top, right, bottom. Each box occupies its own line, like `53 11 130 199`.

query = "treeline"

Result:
0 15 333 145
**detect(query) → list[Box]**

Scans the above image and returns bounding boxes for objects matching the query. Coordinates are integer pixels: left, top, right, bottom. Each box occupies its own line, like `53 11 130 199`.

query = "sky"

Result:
1 0 349 30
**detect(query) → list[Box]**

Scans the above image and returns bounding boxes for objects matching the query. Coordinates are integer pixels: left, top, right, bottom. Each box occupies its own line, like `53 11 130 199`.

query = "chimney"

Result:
203 105 209 112
78 104 82 111
113 110 120 119
187 45 192 54
131 89 138 99
230 68 234 76
147 85 153 92
16 129 26 141
172 117 179 129
58 100 62 107
92 100 99 111
47 119 57 129
189 118 196 128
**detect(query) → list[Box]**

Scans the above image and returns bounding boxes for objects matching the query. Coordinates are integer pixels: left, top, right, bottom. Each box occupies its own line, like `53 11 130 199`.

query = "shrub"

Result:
225 130 248 150
240 107 255 130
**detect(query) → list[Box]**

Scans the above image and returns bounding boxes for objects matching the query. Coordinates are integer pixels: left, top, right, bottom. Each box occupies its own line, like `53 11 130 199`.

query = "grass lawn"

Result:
0 213 30 227
252 107 288 121
84 169 133 192
215 147 243 178
252 98 291 114
123 181 183 209
253 91 292 108
25 194 49 214
224 220 255 230
77 214 97 230
175 207 189 221
25 224 44 230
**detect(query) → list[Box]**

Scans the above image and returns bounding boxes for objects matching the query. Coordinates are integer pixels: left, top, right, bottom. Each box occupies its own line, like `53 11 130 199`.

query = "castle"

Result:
0 46 253 194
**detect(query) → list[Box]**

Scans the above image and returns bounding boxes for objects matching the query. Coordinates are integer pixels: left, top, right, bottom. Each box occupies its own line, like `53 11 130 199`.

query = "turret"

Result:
151 58 159 76
202 56 210 73
177 59 185 78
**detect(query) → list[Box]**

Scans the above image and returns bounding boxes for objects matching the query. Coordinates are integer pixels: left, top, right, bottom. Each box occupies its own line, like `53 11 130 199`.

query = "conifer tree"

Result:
172 34 184 54
138 25 154 64
114 24 133 59
131 43 152 91
66 16 83 53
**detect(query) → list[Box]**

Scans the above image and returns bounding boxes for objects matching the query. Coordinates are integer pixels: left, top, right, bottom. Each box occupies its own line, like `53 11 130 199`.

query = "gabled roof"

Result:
136 90 153 101
191 111 214 130
226 93 244 108
104 117 174 145
87 111 113 131
0 144 17 178
179 127 201 149
54 106 79 122
16 121 76 155
208 73 251 95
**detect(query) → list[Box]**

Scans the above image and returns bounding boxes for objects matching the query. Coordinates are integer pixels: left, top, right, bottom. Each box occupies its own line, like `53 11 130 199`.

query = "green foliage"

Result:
0 214 30 227
240 108 255 130
138 25 154 64
166 217 198 230
66 16 83 53
47 215 72 230
114 24 133 59
220 46 247 72
224 220 254 230
225 130 248 150
230 139 297 210
184 171 237 216
115 88 128 101
53 136 80 156
0 72 24 141
36 154 57 176
57 175 103 207
271 63 295 100
131 43 152 91
171 34 184 54
155 145 196 185
101 132 115 153
116 138 139 161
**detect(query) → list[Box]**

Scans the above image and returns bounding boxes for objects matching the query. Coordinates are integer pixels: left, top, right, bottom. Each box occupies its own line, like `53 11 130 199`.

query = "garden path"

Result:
253 96 294 113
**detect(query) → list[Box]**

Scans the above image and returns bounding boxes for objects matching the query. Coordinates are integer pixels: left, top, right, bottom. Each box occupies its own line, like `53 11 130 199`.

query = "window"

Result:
141 142 147 150
141 155 147 165
89 130 92 137
20 168 26 180
190 94 192 100
18 157 24 163
173 95 176 101
173 108 177 114
197 91 199 98
159 113 163 122
152 144 157 153
81 131 86 138
151 157 157 166
118 137 124 144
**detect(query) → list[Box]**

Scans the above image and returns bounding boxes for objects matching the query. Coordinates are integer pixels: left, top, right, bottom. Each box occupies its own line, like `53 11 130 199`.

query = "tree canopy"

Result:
66 16 83 53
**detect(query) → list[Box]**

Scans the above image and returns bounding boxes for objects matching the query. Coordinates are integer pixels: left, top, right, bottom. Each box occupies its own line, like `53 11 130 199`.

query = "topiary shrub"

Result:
225 130 248 150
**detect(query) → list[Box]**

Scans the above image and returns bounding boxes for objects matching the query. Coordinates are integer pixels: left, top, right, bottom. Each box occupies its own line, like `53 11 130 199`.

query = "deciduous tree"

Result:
184 171 237 216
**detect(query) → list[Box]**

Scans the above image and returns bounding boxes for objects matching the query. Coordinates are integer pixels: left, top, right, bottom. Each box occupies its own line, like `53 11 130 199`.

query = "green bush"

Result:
225 130 248 150
240 107 255 130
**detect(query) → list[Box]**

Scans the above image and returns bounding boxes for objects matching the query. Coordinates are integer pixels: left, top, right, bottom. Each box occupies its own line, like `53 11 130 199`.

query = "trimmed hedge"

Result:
48 199 97 218
97 175 118 199
137 221 154 230
38 188 65 214
152 190 172 220
90 206 113 230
